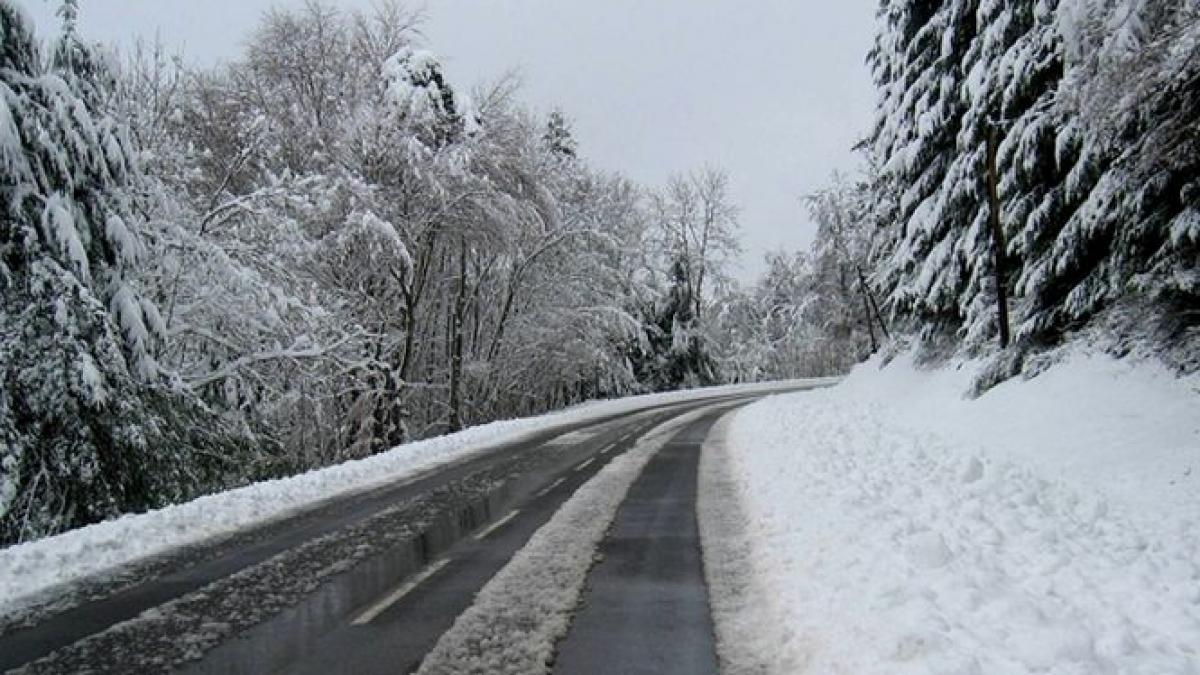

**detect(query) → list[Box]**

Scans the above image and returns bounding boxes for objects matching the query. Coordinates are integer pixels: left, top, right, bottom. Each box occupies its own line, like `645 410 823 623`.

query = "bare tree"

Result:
805 173 889 355
652 166 741 322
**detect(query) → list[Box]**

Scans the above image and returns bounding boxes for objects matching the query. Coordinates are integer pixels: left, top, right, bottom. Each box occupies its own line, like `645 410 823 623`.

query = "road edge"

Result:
698 407 792 675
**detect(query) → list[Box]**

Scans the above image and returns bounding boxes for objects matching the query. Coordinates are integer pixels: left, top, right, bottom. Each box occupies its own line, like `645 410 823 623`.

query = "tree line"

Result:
796 0 1198 391
7 0 1191 545
0 0 751 544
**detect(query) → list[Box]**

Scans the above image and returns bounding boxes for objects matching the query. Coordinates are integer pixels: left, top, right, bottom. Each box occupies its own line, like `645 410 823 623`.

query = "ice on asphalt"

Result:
702 348 1200 674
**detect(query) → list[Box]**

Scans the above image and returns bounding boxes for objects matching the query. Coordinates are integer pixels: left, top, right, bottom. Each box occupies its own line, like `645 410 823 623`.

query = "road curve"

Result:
0 388 818 674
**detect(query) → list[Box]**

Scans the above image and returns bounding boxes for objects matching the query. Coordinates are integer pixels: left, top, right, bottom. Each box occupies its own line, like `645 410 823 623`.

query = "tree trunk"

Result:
447 237 467 433
986 123 1012 349
486 275 519 363
399 287 417 383
398 227 438 384
867 283 891 340
854 264 891 342
861 287 878 353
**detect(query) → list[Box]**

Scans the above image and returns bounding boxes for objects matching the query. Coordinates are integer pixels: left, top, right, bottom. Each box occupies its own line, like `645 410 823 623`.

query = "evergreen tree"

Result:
868 0 979 341
542 109 577 159
629 259 718 391
867 0 1198 364
0 4 226 542
1052 0 1199 349
382 47 464 149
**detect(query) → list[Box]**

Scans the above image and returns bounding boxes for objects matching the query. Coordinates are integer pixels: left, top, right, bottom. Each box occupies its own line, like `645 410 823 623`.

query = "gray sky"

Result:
17 0 877 282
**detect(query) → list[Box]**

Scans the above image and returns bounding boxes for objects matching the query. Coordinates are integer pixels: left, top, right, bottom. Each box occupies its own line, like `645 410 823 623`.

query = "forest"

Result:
1 0 1196 544
864 0 1198 389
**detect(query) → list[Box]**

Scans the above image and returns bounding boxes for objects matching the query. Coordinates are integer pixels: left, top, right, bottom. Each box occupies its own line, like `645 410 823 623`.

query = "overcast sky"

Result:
17 0 878 282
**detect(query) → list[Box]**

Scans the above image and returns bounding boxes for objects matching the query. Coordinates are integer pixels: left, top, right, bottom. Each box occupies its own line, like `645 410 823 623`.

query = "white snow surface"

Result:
705 349 1200 674
699 411 777 675
0 379 820 620
415 406 714 675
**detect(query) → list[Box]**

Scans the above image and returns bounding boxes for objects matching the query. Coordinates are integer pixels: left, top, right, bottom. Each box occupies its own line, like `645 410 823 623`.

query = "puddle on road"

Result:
180 486 510 675
177 418 637 675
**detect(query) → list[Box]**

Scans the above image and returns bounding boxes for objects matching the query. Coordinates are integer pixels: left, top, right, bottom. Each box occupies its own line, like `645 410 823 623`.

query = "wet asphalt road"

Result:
0 391 783 674
553 410 724 675
0 385 831 674
189 411 671 675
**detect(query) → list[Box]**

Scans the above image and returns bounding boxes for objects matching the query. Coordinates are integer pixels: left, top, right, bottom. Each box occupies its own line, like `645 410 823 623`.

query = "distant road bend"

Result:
0 383 828 674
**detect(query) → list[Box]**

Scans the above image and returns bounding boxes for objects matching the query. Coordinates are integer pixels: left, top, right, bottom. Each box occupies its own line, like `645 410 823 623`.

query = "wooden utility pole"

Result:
986 122 1012 349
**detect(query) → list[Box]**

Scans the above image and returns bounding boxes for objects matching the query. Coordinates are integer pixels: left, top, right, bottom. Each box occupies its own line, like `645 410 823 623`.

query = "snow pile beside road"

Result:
707 350 1200 674
698 413 781 675
0 379 821 620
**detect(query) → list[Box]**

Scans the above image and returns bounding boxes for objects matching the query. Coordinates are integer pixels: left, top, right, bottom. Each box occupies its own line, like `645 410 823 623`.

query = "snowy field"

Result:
0 379 824 620
703 350 1200 674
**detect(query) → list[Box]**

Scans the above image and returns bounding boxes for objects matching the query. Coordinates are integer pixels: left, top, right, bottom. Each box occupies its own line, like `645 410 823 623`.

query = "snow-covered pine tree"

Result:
382 47 464 151
869 0 1197 368
0 3 215 542
952 0 1081 350
872 0 1065 350
872 0 1090 358
630 258 718 391
868 0 980 344
542 109 577 159
1050 0 1199 357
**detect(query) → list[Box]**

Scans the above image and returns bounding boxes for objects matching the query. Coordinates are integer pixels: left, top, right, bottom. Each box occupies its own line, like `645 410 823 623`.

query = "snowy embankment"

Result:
702 350 1200 674
0 380 822 620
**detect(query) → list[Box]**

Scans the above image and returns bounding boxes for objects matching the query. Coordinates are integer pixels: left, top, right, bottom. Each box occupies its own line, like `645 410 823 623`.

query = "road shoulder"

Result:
697 409 792 675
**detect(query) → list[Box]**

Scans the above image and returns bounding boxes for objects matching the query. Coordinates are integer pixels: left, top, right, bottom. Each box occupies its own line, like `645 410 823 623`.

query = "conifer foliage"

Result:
0 2 219 542
864 0 1199 365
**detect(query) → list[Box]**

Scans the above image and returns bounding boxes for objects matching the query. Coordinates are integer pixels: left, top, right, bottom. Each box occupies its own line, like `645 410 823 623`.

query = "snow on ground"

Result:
0 379 823 620
416 406 714 675
699 412 780 675
702 349 1200 674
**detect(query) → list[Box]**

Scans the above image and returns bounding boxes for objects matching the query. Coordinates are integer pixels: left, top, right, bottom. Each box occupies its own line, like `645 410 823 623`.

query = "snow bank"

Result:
416 407 713 675
0 379 817 621
706 349 1200 673
698 412 780 675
